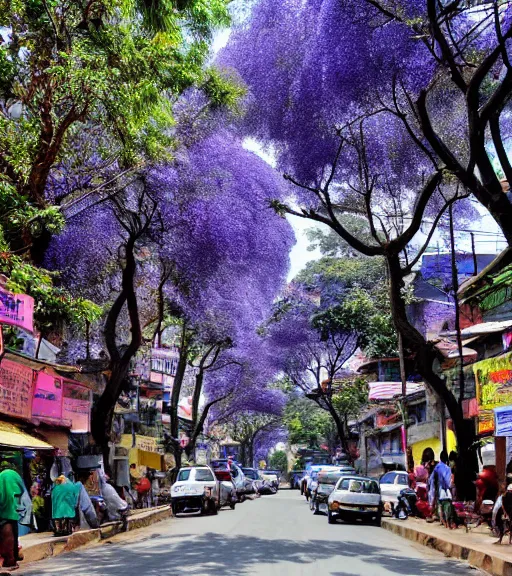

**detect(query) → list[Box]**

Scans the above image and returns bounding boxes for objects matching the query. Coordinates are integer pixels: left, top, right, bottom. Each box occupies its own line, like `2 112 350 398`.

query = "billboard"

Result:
474 353 512 434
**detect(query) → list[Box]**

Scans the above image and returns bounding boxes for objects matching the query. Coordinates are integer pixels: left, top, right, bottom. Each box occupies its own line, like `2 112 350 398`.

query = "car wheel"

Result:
373 514 382 527
328 510 336 524
230 502 236 510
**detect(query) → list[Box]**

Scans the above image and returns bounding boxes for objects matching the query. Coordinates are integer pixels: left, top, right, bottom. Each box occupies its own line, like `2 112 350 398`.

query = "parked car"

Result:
379 470 409 507
302 465 330 499
260 470 280 491
328 476 382 526
170 466 232 515
290 470 306 490
310 470 353 514
210 459 248 501
241 468 263 494
304 465 355 500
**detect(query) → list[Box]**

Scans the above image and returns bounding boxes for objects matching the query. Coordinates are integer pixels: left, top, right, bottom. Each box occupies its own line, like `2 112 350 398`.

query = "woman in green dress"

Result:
0 468 26 571
51 476 79 536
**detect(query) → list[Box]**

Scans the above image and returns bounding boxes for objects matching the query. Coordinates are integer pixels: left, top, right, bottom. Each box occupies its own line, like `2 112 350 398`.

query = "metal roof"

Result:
459 320 512 337
368 381 425 401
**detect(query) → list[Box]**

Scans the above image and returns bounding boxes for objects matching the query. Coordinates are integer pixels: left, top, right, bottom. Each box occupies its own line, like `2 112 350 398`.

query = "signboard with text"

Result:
32 371 62 419
62 381 91 432
0 287 34 333
0 358 33 419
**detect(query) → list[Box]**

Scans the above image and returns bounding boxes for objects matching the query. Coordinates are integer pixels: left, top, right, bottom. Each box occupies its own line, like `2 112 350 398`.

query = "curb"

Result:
382 518 512 576
19 505 172 566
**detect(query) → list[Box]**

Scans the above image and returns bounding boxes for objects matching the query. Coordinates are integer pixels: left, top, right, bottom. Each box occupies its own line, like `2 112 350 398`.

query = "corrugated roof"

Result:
368 381 425 401
460 320 512 337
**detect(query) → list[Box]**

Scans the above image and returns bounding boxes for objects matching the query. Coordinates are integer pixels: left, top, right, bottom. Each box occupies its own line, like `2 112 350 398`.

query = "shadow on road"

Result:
24 531 472 576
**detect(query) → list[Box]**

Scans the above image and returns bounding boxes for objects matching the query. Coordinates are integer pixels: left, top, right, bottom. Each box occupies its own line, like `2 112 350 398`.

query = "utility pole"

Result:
398 332 409 470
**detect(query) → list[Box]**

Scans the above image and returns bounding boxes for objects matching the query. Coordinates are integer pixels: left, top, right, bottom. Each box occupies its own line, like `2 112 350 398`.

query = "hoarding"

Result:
474 353 512 434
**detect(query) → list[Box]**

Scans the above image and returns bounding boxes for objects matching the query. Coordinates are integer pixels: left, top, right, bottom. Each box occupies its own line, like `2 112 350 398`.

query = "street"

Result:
22 491 480 576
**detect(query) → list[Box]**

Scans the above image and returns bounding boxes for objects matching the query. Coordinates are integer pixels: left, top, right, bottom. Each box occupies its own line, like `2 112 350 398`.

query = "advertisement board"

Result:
474 353 512 434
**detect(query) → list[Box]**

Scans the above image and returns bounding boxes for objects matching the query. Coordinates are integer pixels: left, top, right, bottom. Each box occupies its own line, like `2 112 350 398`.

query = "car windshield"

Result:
319 474 341 485
210 461 228 471
177 469 191 481
339 478 379 494
194 469 214 482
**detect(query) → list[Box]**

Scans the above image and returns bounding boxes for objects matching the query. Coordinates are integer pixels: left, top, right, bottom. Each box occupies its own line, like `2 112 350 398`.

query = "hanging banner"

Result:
62 381 91 432
32 371 62 420
0 287 34 333
0 358 33 419
474 352 512 434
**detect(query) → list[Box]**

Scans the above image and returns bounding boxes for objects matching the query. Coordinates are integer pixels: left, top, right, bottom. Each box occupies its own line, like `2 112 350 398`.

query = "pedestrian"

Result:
51 475 79 536
0 468 26 571
429 451 455 527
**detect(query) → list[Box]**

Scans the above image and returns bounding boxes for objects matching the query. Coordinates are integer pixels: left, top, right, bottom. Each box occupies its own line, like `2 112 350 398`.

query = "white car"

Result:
327 476 382 526
379 471 409 506
171 466 232 515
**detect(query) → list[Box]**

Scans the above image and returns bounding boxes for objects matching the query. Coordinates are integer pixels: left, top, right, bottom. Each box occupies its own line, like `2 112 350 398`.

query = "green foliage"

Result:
0 0 237 338
298 256 397 358
283 395 333 447
331 377 368 422
268 449 288 473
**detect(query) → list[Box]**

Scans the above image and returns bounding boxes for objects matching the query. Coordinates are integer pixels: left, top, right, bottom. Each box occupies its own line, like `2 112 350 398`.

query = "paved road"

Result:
22 491 481 576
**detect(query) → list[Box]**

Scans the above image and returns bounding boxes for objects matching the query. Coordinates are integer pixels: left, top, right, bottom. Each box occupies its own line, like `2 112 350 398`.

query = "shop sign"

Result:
474 353 512 434
32 371 62 419
62 381 91 432
0 358 33 419
0 287 34 333
495 406 512 437
120 434 163 454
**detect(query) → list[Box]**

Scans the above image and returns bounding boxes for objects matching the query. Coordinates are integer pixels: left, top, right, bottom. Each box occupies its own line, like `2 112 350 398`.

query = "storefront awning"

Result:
0 422 54 450
368 381 424 401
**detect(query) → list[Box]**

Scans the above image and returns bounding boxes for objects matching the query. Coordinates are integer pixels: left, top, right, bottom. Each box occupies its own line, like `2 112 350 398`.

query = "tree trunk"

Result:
387 253 476 499
91 236 141 471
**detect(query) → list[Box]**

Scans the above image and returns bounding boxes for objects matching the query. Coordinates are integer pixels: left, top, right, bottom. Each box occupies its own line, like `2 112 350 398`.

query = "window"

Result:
177 469 191 481
338 478 350 490
380 472 395 484
194 469 214 482
396 474 409 485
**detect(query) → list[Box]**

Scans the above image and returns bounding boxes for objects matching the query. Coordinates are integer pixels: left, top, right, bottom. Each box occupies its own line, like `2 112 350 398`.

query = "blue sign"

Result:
494 406 512 436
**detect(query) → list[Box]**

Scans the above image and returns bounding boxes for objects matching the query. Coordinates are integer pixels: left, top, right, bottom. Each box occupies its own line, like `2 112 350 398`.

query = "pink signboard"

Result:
32 371 62 420
0 358 33 419
62 381 91 433
0 287 34 333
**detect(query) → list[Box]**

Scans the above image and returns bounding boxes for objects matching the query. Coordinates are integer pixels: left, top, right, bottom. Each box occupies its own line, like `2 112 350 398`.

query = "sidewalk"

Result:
17 505 172 566
382 516 512 576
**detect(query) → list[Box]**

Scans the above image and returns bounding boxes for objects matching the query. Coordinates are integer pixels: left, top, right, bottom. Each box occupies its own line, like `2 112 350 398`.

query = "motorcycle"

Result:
393 488 418 520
